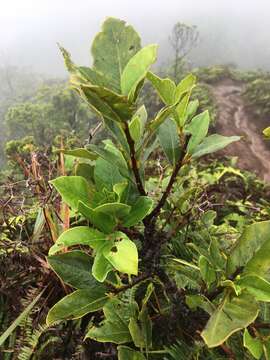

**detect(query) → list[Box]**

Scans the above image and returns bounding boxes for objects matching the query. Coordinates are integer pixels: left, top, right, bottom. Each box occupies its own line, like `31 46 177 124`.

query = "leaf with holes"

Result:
91 17 141 93
103 234 138 275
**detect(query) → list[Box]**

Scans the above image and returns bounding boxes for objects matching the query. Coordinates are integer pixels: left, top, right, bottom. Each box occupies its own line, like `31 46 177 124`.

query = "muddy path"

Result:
210 79 270 182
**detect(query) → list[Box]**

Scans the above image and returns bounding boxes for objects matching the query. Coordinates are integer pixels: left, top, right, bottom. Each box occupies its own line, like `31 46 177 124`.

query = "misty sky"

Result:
1 0 270 76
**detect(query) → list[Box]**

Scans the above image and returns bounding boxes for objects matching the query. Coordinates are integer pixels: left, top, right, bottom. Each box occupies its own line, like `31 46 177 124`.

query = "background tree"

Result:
4 84 97 147
169 22 199 80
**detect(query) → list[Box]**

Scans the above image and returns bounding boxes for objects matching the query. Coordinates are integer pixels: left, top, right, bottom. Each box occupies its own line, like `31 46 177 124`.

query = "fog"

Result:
0 0 270 76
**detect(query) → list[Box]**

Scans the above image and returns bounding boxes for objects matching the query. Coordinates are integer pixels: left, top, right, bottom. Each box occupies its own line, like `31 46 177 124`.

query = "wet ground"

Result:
210 79 270 182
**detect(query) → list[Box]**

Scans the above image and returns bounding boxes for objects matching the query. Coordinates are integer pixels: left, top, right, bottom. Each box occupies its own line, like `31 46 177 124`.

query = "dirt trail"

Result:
210 79 270 182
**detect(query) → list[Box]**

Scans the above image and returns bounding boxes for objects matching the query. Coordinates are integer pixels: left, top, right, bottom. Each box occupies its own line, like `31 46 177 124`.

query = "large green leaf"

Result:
89 141 130 180
123 196 154 227
175 93 191 127
47 250 104 290
91 17 141 93
192 134 240 158
129 105 147 143
158 118 181 166
79 84 134 122
75 163 95 184
46 288 108 325
186 110 210 154
94 157 125 192
121 44 157 100
201 292 259 348
118 346 146 360
48 226 107 255
227 221 270 277
236 274 270 302
61 148 97 161
198 255 216 287
92 249 114 282
50 176 92 210
85 298 136 343
146 71 176 105
78 201 116 233
103 235 138 275
243 329 263 360
59 46 107 87
94 202 131 218
174 74 196 103
129 114 141 142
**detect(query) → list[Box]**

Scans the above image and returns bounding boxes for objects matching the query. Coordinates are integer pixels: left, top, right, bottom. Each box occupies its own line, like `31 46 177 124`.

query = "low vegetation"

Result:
1 17 270 360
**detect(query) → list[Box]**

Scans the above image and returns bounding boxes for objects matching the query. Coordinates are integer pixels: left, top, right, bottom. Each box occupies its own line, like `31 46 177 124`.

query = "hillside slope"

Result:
211 79 270 182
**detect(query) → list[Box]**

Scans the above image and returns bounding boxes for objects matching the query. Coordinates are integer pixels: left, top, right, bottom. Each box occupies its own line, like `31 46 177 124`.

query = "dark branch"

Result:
124 124 147 196
145 148 188 224
112 274 152 294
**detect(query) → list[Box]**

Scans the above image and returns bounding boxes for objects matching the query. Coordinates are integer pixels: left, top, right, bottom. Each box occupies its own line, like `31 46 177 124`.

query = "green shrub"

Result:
243 78 270 117
43 18 270 359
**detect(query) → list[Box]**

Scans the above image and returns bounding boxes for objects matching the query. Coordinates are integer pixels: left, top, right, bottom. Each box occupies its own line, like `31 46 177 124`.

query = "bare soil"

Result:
210 79 270 182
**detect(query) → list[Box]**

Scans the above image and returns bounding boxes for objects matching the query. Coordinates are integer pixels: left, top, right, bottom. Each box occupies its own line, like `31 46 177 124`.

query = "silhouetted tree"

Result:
169 22 199 80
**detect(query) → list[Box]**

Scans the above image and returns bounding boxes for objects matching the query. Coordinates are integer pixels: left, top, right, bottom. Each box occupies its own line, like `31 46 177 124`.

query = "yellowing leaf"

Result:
103 236 138 275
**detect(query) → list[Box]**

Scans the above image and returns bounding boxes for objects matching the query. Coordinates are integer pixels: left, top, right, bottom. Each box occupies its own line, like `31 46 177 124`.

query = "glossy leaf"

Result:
174 74 196 103
146 71 176 105
118 346 146 360
129 105 147 143
47 250 104 290
236 274 270 302
121 44 158 99
186 294 215 315
123 196 153 227
192 134 240 158
61 148 97 160
129 115 142 142
175 93 191 127
243 329 263 360
50 176 92 210
227 221 270 277
46 288 108 325
198 255 216 287
94 202 131 218
103 236 138 275
75 163 95 184
85 298 135 343
79 84 134 123
78 201 116 233
147 105 175 132
92 250 114 282
91 17 141 93
185 99 199 122
186 110 210 154
201 292 259 348
94 157 125 191
59 46 107 87
48 226 106 255
129 317 146 348
158 118 181 166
